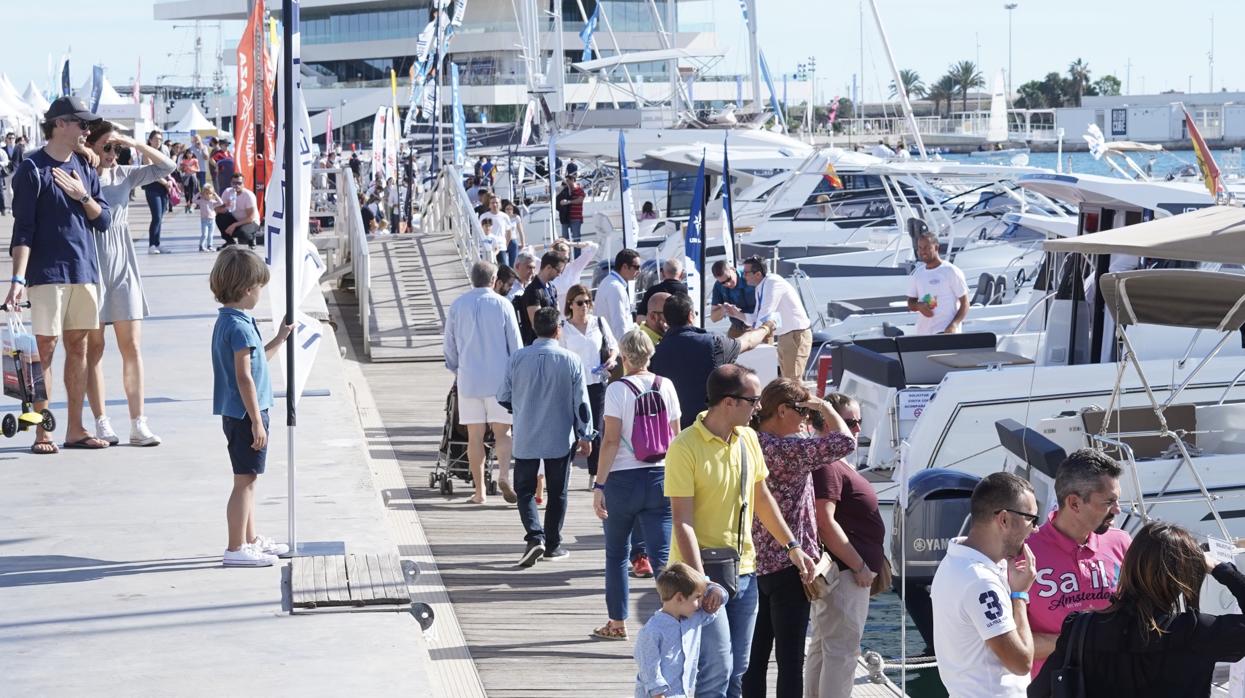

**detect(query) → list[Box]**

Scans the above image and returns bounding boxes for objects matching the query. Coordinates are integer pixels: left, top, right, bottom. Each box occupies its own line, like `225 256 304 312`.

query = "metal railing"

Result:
424 165 485 279
327 167 373 356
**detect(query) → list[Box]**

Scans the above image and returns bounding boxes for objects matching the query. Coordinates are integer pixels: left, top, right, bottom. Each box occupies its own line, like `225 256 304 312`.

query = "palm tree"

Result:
927 75 956 117
890 69 926 100
949 60 985 112
1067 58 1092 106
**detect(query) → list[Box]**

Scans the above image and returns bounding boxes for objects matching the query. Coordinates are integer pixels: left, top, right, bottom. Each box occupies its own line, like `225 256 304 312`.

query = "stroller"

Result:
1 303 55 438
431 383 498 496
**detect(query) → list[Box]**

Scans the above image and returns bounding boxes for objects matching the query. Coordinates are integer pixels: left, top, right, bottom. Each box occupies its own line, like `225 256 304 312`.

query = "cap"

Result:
44 96 102 124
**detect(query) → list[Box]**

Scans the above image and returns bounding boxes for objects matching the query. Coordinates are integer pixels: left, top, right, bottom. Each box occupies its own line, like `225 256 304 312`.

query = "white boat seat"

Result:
1080 404 1197 460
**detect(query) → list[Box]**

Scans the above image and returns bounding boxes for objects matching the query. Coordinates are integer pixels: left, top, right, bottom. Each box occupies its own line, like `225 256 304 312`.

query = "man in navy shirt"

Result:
709 260 756 339
7 96 112 454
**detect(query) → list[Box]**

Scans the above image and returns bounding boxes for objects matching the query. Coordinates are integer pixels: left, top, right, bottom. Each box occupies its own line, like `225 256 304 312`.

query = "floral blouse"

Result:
753 430 856 576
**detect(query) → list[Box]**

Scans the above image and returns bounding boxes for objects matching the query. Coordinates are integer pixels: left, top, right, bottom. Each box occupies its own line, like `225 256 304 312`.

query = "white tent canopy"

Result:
73 74 128 107
167 102 219 134
22 81 50 114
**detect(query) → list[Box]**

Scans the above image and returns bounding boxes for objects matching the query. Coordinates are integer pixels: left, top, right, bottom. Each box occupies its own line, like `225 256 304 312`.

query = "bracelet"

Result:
11 276 24 286
1010 591 1030 603
592 481 606 492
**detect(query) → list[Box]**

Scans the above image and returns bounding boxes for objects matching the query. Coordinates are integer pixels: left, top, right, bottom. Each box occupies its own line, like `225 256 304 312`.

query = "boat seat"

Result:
893 332 998 385
970 273 996 307
995 418 1066 480
1079 404 1197 461
832 339 902 388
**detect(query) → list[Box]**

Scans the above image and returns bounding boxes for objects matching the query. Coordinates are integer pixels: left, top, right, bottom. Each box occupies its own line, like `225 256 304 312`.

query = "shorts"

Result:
458 395 511 425
28 284 100 336
223 410 269 475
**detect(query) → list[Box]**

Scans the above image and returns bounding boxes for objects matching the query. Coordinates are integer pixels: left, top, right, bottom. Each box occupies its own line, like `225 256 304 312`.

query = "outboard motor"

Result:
891 468 981 656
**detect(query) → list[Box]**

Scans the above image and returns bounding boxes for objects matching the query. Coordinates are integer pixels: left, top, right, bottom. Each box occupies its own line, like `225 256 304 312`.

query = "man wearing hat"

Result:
6 96 113 454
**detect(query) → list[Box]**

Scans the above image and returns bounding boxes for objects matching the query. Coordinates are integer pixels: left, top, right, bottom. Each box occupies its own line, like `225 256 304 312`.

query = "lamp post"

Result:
796 56 817 133
1004 3 1018 100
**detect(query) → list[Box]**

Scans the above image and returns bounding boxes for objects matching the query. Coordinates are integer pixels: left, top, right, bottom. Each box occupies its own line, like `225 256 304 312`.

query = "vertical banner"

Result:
60 55 71 98
263 17 278 173
452 0 468 25
685 153 707 326
735 75 743 106
579 4 600 61
371 106 387 180
720 134 737 270
757 51 784 133
451 63 466 168
235 1 262 191
89 65 104 114
617 130 638 250
325 108 333 152
385 106 399 183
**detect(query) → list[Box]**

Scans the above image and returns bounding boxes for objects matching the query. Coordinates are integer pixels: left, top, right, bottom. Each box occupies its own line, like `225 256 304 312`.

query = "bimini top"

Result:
1043 205 1245 266
1100 269 1245 331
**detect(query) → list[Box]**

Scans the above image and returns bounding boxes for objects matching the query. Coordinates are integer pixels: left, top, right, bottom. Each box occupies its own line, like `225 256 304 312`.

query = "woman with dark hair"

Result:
1030 521 1245 697
140 130 174 251
84 121 175 446
558 283 618 482
640 200 657 220
742 378 854 698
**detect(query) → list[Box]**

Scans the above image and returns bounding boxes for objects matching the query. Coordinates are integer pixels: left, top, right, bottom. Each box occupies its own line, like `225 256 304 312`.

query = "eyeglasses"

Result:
728 394 762 405
788 403 810 418
60 118 89 130
844 418 863 428
997 508 1041 528
573 299 592 307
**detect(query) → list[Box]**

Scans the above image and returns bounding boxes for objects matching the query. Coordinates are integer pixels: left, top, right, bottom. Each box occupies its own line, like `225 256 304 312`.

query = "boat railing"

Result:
328 167 373 356
1009 290 1056 336
426 164 485 279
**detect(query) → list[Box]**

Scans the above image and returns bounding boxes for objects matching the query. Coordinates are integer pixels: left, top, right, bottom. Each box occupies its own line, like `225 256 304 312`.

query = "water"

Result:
942 147 1236 180
863 592 948 697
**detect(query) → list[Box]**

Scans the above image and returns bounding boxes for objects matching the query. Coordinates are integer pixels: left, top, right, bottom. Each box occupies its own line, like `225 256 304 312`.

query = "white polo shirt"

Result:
930 537 1030 697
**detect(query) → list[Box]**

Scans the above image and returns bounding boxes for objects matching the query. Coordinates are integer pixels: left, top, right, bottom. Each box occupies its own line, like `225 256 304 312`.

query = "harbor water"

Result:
864 591 948 698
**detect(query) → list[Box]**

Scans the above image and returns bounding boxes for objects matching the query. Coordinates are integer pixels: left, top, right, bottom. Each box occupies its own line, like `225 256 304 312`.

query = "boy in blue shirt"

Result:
209 248 292 567
634 562 726 698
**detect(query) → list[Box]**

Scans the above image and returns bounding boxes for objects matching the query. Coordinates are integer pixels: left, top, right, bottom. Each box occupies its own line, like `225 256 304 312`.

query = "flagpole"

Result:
282 0 299 556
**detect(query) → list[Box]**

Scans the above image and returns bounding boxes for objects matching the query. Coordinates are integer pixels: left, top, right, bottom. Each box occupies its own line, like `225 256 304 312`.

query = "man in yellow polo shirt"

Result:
665 364 816 698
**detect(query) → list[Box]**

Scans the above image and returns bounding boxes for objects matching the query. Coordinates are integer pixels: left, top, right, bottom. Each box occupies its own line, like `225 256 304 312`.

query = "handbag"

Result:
1051 611 1092 698
802 551 836 601
700 438 750 600
596 316 611 366
870 557 893 597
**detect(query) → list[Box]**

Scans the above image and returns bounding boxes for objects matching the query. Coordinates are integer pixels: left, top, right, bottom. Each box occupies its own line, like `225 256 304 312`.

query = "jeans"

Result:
196 171 206 188
697 572 759 698
742 565 812 698
199 219 215 249
513 451 572 550
145 187 168 247
506 239 519 268
560 221 583 254
602 467 671 621
0 174 7 213
586 382 605 476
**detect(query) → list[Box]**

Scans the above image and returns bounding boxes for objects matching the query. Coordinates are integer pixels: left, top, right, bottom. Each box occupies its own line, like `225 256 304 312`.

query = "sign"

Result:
897 389 935 421
1110 108 1127 137
1208 537 1238 566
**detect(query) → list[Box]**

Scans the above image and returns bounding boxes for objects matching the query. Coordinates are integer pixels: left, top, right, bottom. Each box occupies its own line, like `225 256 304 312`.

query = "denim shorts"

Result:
223 410 269 475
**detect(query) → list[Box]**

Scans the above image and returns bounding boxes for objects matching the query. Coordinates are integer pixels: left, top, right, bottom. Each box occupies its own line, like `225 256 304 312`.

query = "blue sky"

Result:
6 0 1241 104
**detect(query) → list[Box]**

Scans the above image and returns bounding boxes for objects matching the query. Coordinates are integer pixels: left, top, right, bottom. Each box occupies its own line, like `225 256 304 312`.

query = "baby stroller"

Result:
1 302 55 438
431 383 498 496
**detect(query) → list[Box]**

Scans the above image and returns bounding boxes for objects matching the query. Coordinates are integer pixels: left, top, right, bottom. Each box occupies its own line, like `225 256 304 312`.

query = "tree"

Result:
1067 58 1092 106
927 75 956 117
890 69 926 99
1093 75 1122 97
1039 72 1069 108
1015 80 1047 109
949 60 985 112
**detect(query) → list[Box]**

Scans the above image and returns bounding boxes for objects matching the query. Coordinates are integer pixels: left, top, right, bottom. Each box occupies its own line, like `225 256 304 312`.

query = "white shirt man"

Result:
595 249 640 340
551 240 599 313
742 257 811 380
907 233 969 335
220 184 259 225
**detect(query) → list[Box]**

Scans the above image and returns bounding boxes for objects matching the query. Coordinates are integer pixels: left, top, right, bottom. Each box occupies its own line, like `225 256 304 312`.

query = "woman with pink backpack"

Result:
590 328 683 641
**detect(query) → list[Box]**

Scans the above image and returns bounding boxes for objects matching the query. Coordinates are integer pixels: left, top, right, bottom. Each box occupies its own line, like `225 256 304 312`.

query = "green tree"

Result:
949 60 985 112
1015 80 1047 109
1067 58 1092 106
1093 75 1122 97
928 75 956 117
1039 72 1069 108
890 69 926 99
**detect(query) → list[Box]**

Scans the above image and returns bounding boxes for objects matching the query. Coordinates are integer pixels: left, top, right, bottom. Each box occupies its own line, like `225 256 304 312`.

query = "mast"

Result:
744 0 762 111
866 0 927 159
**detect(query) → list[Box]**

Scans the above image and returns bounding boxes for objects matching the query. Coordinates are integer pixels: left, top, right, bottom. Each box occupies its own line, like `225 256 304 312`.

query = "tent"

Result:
73 74 128 107
22 81 50 115
0 74 34 133
167 102 219 135
1042 205 1245 266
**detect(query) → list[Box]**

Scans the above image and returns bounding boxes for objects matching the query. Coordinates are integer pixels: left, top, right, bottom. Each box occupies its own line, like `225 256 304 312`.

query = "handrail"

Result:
426 165 485 279
1010 290 1057 335
334 167 371 356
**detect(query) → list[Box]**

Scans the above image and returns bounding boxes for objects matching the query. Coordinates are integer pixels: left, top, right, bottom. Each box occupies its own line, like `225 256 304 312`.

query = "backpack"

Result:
620 376 673 463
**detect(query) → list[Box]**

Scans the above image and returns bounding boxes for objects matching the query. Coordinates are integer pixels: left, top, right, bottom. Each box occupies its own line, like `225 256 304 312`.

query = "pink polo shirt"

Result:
1025 511 1131 676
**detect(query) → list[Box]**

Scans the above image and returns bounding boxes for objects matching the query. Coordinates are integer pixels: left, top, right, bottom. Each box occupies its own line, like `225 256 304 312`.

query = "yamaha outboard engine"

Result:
891 468 981 656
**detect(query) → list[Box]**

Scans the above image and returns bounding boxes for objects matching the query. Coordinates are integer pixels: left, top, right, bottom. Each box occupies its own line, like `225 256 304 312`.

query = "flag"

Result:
132 58 141 104
452 0 468 26
263 16 279 172
451 63 466 168
60 55 70 97
579 4 600 62
618 130 638 250
721 134 737 270
519 100 535 146
685 153 707 325
758 51 784 132
735 75 743 106
264 6 325 406
371 107 387 179
823 160 843 190
235 0 264 191
325 107 333 153
89 65 104 114
1183 103 1223 198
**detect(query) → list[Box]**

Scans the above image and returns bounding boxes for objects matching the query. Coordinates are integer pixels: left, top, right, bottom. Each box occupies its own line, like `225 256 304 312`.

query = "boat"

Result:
969 70 1030 158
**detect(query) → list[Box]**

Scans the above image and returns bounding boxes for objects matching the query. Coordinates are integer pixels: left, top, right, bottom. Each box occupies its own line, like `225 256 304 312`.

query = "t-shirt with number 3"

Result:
930 537 1030 697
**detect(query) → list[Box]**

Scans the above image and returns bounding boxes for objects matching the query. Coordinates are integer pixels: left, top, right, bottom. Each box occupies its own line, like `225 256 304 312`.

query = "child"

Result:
195 183 223 252
210 248 294 567
633 563 726 698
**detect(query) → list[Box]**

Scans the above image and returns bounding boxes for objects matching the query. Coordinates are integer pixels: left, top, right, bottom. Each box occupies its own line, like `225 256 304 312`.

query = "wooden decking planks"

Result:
290 553 412 610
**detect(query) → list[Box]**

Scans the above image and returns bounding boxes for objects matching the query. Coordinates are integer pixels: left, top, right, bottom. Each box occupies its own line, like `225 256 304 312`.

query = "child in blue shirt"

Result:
634 562 726 698
210 248 292 567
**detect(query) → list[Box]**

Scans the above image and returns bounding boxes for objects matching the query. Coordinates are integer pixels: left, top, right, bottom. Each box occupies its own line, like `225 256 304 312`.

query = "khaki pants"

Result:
776 328 812 380
804 565 871 698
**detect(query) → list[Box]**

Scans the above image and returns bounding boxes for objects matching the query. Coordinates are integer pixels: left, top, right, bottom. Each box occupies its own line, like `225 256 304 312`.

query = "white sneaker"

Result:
251 534 290 557
129 416 162 446
223 546 277 567
148 246 161 255
95 415 120 446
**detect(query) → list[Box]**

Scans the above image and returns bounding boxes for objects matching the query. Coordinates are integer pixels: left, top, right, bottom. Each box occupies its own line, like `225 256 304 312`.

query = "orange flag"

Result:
234 1 264 191
1182 104 1223 198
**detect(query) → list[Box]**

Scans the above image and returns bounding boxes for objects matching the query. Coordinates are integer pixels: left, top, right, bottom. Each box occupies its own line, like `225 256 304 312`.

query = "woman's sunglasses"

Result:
844 418 863 428
573 299 592 307
788 403 810 418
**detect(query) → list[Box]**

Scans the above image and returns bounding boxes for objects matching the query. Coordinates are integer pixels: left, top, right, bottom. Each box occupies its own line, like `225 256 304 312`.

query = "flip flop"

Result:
31 441 59 455
63 437 109 450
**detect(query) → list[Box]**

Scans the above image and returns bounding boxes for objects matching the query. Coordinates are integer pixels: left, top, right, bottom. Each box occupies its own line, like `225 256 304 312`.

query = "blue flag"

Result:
721 134 737 269
685 153 706 281
60 56 71 97
89 65 104 114
618 130 638 250
451 62 466 168
758 51 785 133
579 4 600 62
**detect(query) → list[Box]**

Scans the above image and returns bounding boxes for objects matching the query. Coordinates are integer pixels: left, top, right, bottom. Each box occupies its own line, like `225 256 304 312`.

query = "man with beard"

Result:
906 230 968 335
931 472 1038 697
1024 449 1129 677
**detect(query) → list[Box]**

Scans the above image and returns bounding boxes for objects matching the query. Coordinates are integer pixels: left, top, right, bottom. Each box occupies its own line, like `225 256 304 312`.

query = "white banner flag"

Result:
385 106 398 182
370 106 387 180
264 42 326 406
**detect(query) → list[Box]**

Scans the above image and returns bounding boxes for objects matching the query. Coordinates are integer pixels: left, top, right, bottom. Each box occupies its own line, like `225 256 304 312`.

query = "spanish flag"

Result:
1182 104 1223 198
824 161 844 190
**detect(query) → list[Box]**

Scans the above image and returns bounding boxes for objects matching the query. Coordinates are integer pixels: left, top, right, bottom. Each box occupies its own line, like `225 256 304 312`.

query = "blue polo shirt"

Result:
10 149 111 286
212 307 272 420
710 272 756 332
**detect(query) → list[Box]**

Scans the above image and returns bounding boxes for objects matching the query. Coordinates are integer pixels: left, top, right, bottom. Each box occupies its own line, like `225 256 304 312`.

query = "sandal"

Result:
591 623 628 641
31 440 59 455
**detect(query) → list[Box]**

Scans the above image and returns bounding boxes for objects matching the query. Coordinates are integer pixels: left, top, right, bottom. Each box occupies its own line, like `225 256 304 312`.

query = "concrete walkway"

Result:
0 209 434 696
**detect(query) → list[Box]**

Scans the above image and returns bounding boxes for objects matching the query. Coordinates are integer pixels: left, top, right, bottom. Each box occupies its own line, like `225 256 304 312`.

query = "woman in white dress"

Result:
558 283 619 481
84 121 175 446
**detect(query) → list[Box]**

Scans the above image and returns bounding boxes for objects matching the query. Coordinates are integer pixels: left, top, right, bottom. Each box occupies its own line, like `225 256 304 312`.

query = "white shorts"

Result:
458 396 512 425
28 284 101 336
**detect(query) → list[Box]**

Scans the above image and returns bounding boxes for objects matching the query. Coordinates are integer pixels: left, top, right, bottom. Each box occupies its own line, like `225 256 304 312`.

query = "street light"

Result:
1004 3 1018 99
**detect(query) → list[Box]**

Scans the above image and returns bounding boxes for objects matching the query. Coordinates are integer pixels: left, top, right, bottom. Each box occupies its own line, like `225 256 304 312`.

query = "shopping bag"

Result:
2 311 47 403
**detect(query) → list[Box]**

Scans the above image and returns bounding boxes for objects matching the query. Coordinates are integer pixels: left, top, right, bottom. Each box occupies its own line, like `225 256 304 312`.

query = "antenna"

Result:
1208 14 1214 93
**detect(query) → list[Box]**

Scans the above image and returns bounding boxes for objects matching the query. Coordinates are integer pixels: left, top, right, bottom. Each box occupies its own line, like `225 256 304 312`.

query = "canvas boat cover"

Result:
1043 205 1245 266
1100 269 1245 331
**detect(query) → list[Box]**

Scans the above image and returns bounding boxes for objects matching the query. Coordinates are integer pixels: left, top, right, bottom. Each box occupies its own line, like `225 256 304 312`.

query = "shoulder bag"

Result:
700 436 749 600
1051 611 1092 698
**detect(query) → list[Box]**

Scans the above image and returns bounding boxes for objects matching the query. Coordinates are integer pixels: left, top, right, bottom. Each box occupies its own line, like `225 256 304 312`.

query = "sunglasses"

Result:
573 299 592 307
102 143 121 153
61 118 90 130
997 508 1041 528
844 418 863 428
728 394 762 405
788 403 810 418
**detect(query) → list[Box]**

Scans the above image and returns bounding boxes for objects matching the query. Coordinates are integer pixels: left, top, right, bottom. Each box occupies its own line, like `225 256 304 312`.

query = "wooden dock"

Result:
362 231 469 362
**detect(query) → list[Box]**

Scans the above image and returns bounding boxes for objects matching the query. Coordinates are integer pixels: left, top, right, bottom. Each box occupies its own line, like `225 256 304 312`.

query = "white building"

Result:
1056 92 1245 145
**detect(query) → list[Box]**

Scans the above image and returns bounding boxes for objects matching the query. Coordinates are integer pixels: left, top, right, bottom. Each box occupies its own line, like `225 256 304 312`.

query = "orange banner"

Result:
234 1 263 191
1183 104 1223 198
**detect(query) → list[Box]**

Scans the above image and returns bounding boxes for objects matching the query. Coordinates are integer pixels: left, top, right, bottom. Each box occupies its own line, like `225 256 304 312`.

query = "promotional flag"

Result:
720 134 737 270
685 153 707 323
132 58 141 104
452 0 468 26
60 55 70 97
89 65 104 114
263 16 279 173
1183 103 1223 198
579 4 600 62
451 63 466 168
325 108 333 153
617 130 638 250
371 107 387 179
735 75 743 106
757 51 784 132
235 0 263 191
519 100 535 146
264 31 325 408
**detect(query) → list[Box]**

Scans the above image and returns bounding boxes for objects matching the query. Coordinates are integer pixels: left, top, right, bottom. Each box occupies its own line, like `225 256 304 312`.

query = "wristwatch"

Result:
784 541 800 554
78 194 90 204
1010 591 1030 603
592 481 606 492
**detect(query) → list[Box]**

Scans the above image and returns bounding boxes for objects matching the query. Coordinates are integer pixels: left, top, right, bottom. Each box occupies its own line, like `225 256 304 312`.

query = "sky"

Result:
4 0 1241 105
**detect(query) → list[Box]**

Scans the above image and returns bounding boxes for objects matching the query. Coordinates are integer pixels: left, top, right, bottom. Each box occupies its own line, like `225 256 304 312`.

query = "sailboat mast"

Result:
744 0 762 111
866 0 927 159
